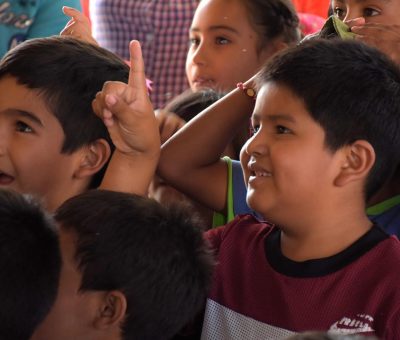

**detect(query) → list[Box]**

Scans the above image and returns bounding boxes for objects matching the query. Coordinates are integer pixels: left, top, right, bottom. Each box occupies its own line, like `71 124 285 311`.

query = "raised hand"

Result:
93 40 160 156
60 6 98 46
95 40 160 194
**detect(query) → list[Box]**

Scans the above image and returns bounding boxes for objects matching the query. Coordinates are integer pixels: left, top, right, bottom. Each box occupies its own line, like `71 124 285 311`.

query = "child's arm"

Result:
349 17 400 65
158 81 256 213
94 40 160 195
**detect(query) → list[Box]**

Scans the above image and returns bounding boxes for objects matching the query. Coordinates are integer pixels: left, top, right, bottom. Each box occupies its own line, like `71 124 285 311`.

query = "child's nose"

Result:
190 42 208 66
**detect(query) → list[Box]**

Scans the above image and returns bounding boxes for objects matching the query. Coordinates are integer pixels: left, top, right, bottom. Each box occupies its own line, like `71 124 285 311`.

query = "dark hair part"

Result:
0 189 60 339
165 89 225 122
256 39 400 199
241 0 301 50
55 190 214 340
0 36 130 187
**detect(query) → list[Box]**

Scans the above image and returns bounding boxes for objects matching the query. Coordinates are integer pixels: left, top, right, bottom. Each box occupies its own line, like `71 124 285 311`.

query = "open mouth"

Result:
192 78 215 89
0 172 15 185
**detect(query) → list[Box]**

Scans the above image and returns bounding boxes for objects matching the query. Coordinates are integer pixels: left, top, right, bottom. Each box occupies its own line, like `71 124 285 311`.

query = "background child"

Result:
186 0 300 158
0 0 81 57
0 36 159 211
31 189 214 340
150 89 225 226
331 0 400 65
0 189 60 339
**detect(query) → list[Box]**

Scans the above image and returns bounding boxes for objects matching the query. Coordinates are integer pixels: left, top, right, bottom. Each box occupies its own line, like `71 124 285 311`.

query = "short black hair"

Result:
165 89 225 122
0 36 130 187
256 39 400 199
55 190 214 340
242 0 301 50
0 189 60 339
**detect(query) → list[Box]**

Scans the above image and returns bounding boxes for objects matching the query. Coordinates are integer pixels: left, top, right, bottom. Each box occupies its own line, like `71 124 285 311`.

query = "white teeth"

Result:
255 171 271 177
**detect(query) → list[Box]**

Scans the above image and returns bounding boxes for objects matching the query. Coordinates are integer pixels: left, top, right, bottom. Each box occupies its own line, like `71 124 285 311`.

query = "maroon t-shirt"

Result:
203 214 400 339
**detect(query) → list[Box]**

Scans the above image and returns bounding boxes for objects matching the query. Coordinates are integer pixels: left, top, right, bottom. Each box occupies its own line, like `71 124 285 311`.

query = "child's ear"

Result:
334 140 375 187
74 139 111 179
93 291 127 330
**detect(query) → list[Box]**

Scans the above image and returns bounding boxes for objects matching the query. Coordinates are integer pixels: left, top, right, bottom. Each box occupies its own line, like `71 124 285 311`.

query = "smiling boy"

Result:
200 39 400 338
0 36 157 211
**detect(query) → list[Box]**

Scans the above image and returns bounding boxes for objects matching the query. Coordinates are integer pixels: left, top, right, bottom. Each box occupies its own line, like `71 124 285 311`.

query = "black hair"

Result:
241 0 301 50
0 36 130 188
165 88 225 122
256 39 400 199
55 190 214 340
0 189 60 339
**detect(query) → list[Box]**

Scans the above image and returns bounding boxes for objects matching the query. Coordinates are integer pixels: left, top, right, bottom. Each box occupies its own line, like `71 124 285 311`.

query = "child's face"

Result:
331 0 400 24
186 0 273 92
240 83 344 225
31 228 100 339
0 76 86 211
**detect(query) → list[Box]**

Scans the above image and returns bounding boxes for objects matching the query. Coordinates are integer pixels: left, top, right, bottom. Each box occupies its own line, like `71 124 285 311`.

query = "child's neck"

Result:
279 210 373 262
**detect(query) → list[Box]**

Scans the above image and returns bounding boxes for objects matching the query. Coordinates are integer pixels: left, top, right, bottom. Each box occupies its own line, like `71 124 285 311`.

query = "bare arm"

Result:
158 80 256 213
95 40 160 195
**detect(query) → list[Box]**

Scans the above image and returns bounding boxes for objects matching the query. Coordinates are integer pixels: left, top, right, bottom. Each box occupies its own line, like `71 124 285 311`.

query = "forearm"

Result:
158 84 255 211
100 149 159 196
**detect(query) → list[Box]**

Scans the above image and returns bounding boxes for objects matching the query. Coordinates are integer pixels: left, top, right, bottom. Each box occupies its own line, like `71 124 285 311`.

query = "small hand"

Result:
349 18 400 64
92 40 160 157
60 6 98 46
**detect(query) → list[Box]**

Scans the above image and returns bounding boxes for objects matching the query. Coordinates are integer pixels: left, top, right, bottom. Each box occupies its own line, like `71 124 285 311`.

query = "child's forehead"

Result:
0 75 61 124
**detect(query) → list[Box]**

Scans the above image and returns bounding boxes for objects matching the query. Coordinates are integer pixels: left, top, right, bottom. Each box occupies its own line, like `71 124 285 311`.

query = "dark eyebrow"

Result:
13 109 44 127
252 112 296 123
190 25 240 35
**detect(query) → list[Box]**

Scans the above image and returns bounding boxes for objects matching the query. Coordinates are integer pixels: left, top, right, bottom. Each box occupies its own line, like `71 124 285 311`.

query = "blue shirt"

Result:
0 0 81 57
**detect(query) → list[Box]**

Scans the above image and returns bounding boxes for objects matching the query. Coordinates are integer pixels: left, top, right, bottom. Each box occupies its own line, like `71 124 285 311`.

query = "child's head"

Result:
0 36 129 211
186 0 300 92
330 0 400 24
241 40 400 222
152 89 225 225
0 189 60 339
32 190 214 340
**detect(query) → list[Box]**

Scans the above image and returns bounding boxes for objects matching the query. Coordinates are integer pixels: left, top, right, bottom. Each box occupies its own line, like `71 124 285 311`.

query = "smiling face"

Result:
0 76 87 211
186 0 273 92
331 0 400 24
240 82 344 226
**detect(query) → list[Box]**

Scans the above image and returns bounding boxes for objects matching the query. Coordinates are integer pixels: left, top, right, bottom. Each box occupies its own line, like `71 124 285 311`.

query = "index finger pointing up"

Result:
128 40 147 95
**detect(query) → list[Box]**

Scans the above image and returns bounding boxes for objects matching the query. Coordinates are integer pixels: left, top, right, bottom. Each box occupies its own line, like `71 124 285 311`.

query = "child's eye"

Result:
215 37 230 45
363 7 380 17
189 37 200 46
276 125 291 134
333 7 346 20
250 124 260 136
15 121 33 133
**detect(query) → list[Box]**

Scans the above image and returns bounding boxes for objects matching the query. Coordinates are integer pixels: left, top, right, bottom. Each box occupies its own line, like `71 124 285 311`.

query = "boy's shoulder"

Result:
205 214 274 252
